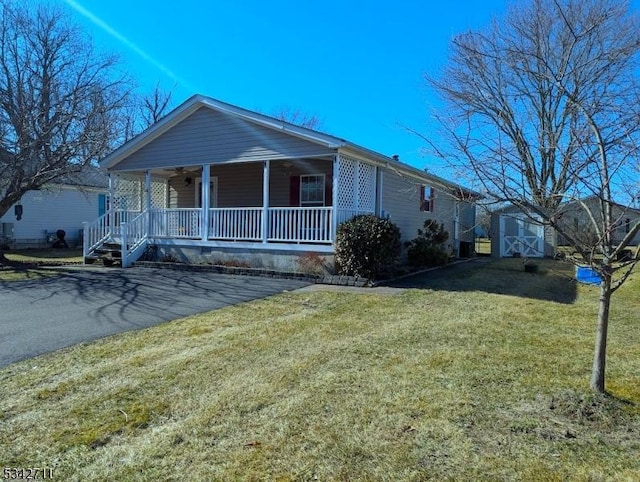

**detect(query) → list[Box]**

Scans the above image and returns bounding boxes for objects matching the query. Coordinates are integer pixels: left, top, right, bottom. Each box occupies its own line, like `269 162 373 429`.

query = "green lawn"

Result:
0 259 638 480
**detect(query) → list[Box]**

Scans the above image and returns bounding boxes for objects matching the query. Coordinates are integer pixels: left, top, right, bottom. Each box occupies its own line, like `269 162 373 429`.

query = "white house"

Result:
87 95 480 270
1 169 108 249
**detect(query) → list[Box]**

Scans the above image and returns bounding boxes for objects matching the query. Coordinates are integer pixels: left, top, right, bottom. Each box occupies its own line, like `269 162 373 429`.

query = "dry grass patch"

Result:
0 259 639 480
0 266 59 281
1 248 82 281
4 248 83 264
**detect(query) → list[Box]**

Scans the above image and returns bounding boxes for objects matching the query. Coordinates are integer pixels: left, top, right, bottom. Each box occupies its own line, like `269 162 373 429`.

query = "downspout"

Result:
201 164 211 240
145 170 151 239
376 167 384 217
332 155 339 243
108 172 115 239
262 160 270 244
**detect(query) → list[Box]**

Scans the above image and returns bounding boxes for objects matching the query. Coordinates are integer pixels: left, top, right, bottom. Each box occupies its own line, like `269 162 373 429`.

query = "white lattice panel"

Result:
150 178 167 208
357 162 376 212
337 155 376 214
337 156 357 210
113 175 142 211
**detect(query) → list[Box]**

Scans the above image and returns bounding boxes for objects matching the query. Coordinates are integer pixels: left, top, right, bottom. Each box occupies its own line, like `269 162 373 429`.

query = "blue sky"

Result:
64 0 510 177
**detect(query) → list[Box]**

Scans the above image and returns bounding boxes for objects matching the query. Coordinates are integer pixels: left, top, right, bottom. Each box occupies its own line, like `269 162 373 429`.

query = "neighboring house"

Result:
490 197 640 258
1 169 108 249
88 94 480 270
556 196 640 247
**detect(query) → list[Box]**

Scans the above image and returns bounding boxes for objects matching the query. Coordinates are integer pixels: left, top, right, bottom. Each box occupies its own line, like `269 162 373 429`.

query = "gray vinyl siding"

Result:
216 163 263 207
459 202 476 243
166 159 333 208
114 107 335 171
168 177 194 208
381 169 458 250
557 198 640 247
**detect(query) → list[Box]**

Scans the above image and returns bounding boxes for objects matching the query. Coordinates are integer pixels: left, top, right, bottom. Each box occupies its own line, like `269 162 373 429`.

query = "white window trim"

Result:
300 173 326 207
422 185 434 213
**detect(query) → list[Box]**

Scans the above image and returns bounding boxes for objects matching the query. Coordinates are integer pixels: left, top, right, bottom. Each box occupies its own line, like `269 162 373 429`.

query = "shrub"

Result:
335 214 401 278
405 219 450 267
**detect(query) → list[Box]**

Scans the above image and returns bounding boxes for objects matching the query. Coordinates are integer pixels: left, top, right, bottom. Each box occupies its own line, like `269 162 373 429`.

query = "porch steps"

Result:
84 242 123 267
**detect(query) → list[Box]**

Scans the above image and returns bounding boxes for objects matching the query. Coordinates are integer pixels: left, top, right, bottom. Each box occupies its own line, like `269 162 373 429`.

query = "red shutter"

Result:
324 174 333 206
290 175 300 206
419 185 425 212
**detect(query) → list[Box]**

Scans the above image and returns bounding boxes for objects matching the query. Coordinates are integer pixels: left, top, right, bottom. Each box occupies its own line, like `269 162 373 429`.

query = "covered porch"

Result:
84 155 379 266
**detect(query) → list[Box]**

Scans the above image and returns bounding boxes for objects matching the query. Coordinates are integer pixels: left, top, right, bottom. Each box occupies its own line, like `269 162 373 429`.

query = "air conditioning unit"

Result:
1 222 13 239
1 223 13 245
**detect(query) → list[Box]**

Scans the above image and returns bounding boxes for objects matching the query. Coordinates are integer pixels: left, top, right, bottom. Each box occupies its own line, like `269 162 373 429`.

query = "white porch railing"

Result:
268 207 332 243
121 211 149 267
85 208 342 255
209 208 263 240
84 213 110 254
83 209 141 253
150 209 202 238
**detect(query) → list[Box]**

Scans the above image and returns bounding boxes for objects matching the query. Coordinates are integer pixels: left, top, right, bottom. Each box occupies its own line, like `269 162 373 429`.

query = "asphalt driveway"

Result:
0 267 309 367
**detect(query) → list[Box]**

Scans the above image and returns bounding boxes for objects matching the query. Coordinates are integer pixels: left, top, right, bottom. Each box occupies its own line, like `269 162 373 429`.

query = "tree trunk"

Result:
590 276 612 392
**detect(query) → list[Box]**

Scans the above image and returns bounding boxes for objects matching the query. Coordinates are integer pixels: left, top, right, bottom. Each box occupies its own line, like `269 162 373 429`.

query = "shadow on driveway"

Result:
0 267 309 367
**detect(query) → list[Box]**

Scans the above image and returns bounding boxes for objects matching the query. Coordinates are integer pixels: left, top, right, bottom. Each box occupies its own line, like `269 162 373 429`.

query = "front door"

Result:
195 177 218 208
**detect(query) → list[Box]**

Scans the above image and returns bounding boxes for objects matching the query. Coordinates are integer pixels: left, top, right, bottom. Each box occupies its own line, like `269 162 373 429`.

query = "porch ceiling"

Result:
111 157 335 178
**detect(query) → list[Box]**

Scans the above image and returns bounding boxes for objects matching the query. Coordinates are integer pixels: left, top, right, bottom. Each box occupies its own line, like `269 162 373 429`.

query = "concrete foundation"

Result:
154 245 336 275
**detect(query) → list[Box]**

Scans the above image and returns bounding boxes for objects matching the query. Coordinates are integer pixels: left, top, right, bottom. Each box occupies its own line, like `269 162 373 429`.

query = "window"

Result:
300 174 325 207
614 217 632 234
420 185 434 212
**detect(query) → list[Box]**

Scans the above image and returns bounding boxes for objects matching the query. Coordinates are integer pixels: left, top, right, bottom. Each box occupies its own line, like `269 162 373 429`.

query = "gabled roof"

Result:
100 94 480 197
53 166 108 189
560 195 640 215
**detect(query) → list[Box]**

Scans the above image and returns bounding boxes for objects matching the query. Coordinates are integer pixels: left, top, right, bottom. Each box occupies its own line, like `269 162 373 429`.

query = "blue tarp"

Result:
576 266 602 285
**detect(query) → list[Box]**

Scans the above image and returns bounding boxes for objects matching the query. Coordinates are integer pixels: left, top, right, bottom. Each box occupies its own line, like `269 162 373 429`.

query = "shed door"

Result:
499 214 544 257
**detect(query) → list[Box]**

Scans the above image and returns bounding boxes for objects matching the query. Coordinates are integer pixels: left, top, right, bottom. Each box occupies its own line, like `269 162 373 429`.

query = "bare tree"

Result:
0 1 131 259
140 83 173 126
427 0 640 392
122 83 174 140
270 105 323 131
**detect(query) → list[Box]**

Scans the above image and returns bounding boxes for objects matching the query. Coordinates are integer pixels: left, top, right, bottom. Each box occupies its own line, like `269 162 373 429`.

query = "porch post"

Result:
201 164 211 240
144 170 151 238
144 170 152 210
499 215 505 257
107 173 115 234
376 167 384 217
262 160 270 244
332 155 339 242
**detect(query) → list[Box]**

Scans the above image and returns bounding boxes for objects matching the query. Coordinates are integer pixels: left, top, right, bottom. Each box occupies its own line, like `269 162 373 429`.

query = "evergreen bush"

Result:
405 219 450 267
335 214 401 278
